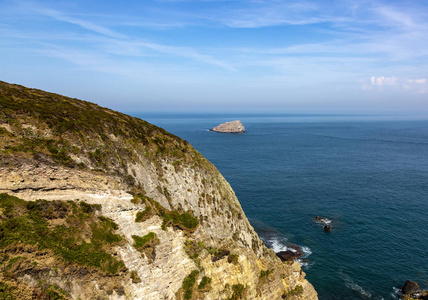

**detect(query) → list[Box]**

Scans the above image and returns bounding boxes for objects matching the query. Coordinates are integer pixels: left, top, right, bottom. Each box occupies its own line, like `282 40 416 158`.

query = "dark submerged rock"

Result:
324 225 332 232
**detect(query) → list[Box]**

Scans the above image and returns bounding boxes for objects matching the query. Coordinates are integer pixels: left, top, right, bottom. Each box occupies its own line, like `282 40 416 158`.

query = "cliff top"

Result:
0 81 213 192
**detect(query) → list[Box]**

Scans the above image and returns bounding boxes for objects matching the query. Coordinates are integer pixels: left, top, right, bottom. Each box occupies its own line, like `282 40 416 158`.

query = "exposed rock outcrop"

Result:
400 280 428 300
402 280 421 295
0 81 317 299
211 120 245 133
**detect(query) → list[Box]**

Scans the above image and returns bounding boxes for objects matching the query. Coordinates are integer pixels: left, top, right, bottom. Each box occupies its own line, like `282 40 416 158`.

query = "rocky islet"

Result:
211 120 245 133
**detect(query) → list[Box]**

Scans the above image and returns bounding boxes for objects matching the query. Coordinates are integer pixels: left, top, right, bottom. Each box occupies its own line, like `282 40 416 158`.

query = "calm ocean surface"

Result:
133 113 428 300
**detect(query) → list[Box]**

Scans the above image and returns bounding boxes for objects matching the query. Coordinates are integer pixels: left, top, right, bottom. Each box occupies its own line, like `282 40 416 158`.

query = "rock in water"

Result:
276 244 304 261
401 280 421 295
323 225 332 232
211 120 245 133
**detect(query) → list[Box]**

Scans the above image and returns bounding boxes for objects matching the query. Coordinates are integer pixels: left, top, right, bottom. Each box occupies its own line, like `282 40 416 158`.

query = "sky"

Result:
1 0 428 113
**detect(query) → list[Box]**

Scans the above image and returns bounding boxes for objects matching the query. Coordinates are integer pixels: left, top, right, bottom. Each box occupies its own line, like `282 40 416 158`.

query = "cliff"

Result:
0 81 317 300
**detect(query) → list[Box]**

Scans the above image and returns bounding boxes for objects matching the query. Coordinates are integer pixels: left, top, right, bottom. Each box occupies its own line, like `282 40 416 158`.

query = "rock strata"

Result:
0 81 318 300
211 120 245 133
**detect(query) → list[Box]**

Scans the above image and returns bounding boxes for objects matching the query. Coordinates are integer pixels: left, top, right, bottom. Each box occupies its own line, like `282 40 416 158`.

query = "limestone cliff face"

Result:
0 81 317 300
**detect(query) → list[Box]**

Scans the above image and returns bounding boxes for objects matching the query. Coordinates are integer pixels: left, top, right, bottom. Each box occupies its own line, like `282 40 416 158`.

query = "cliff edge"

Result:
0 81 317 300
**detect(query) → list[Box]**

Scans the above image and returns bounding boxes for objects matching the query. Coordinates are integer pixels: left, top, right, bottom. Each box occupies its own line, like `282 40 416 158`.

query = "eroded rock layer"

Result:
0 81 317 300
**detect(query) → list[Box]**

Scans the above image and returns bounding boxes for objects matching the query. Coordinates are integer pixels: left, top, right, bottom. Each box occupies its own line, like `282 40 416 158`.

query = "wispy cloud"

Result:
2 0 428 110
15 2 236 71
33 7 127 39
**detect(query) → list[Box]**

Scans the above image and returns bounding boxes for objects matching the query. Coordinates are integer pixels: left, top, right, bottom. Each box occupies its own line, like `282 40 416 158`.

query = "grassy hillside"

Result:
0 81 211 192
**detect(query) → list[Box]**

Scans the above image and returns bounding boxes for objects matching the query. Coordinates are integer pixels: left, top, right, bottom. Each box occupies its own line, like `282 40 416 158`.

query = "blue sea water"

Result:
134 113 428 300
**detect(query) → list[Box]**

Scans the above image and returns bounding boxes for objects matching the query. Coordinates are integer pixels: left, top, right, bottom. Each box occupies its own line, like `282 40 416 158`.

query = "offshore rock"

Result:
323 225 332 232
402 280 421 295
276 244 304 262
211 120 245 133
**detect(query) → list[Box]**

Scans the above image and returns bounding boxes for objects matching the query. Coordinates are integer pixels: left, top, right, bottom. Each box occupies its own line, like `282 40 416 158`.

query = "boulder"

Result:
402 280 421 295
211 120 245 133
276 244 304 262
324 225 332 232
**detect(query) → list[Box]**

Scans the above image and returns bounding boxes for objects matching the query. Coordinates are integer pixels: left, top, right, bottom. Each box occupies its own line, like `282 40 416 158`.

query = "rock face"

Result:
402 280 421 294
0 81 317 300
400 280 428 300
211 120 245 133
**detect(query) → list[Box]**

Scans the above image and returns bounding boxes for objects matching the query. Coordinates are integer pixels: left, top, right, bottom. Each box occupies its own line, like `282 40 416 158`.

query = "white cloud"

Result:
370 76 398 86
404 78 428 93
363 76 427 93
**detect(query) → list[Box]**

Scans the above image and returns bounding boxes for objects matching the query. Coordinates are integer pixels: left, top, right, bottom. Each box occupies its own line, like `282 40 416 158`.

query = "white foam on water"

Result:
297 259 310 268
342 272 373 298
315 218 332 225
390 287 401 299
301 246 312 257
264 237 313 269
346 282 373 298
268 237 288 253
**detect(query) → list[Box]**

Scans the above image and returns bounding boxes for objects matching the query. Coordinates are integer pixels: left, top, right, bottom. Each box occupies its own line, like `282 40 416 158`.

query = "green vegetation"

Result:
284 285 303 297
130 270 142 284
228 284 245 300
182 270 199 299
198 276 211 290
227 254 239 265
132 194 198 232
135 206 152 222
0 80 213 178
132 232 158 249
210 248 230 262
36 282 69 300
259 268 273 279
0 281 16 300
183 239 233 268
183 239 204 268
131 232 160 263
0 193 125 275
161 211 198 231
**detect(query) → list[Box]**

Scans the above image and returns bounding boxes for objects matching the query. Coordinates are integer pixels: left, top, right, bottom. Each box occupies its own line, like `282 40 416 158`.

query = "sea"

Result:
133 113 428 300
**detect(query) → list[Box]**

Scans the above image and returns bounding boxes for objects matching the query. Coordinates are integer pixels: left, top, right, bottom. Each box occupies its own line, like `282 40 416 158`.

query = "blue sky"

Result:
1 0 428 113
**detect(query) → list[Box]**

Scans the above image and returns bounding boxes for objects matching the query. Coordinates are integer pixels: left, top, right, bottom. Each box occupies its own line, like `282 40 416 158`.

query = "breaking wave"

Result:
258 232 312 268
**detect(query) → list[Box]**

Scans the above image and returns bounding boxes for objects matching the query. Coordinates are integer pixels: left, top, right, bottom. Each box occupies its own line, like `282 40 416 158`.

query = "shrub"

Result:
182 270 199 299
135 206 152 222
198 276 211 290
132 232 158 249
259 268 273 279
286 285 303 296
229 284 245 300
227 254 239 265
0 194 125 275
